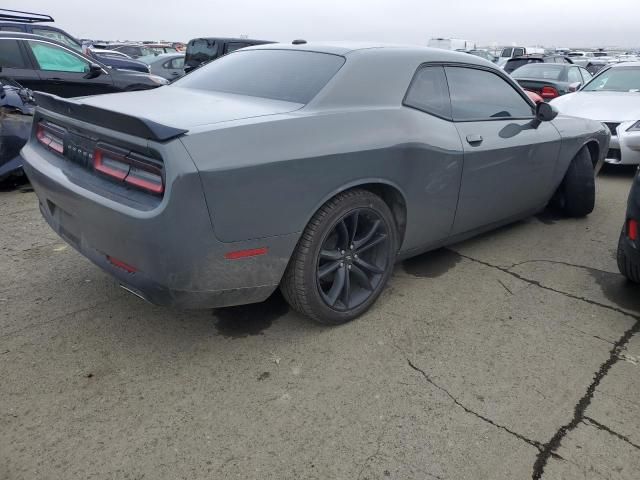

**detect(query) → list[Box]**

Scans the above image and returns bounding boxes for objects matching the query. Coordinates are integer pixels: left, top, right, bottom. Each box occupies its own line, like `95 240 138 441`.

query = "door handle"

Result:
466 134 483 145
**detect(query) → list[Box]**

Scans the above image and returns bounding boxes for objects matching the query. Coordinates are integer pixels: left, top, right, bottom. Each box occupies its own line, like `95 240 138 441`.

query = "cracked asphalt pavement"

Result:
2 166 640 480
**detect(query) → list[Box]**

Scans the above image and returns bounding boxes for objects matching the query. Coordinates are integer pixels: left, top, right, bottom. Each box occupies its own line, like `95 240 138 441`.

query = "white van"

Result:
427 38 476 51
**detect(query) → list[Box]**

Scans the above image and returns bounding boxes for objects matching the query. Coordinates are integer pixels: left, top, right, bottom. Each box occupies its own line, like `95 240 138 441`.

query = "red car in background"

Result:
525 89 544 104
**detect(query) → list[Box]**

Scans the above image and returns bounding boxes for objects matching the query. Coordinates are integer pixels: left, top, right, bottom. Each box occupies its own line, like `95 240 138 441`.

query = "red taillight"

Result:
125 166 164 194
224 247 268 260
540 86 559 100
93 146 164 195
36 122 64 154
107 255 137 273
94 147 130 181
628 219 638 241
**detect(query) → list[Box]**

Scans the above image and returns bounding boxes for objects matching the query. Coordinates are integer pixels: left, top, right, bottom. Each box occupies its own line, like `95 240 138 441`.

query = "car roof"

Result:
188 37 272 44
244 41 494 65
609 61 640 68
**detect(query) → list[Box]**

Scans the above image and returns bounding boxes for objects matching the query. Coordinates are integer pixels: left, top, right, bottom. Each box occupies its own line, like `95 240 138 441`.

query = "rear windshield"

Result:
512 64 564 80
505 58 537 72
185 39 217 67
174 49 346 104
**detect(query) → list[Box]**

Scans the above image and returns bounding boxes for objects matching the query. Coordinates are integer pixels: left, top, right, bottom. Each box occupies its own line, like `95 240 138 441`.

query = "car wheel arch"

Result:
303 179 408 251
583 140 599 168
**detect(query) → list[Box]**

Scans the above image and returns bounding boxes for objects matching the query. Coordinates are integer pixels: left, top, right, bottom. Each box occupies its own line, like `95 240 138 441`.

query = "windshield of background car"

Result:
185 39 217 67
173 49 346 104
583 67 640 92
512 64 564 80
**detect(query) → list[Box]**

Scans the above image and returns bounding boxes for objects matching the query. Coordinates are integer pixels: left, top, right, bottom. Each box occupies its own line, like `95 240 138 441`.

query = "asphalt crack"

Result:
449 251 640 479
584 416 640 451
455 252 637 318
407 359 555 456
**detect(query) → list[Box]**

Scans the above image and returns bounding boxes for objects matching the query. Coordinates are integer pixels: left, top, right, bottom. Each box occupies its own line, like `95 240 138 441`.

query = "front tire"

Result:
554 147 595 217
281 189 397 324
617 229 640 282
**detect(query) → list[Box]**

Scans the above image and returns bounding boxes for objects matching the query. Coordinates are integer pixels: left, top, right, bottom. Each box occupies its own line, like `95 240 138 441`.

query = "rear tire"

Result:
554 147 595 217
281 189 397 325
617 229 640 282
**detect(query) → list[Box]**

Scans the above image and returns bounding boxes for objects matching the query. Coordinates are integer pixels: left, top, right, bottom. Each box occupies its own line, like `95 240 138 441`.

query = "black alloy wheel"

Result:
316 209 389 311
281 189 397 324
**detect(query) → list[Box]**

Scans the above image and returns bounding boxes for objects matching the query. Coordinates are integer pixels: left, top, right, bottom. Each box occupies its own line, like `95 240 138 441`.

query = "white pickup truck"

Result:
497 46 545 66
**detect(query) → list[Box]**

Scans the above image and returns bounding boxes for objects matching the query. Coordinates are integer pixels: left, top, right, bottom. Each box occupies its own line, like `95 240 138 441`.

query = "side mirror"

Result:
84 63 103 79
568 82 582 92
531 102 558 129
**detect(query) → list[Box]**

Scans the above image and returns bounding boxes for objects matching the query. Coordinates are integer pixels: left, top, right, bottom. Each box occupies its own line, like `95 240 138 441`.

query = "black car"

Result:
184 37 274 73
0 77 34 180
504 54 573 74
0 33 168 98
618 171 640 282
0 9 150 73
512 63 592 100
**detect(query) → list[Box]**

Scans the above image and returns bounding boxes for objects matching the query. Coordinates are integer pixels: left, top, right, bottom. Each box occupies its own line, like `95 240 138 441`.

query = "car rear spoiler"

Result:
33 92 188 142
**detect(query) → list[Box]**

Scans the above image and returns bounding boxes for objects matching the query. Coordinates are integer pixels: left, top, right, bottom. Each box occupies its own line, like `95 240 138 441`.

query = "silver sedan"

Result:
138 53 185 81
552 62 640 165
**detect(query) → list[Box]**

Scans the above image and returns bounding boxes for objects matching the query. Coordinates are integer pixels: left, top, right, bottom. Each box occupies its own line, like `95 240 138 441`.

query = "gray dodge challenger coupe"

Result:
21 42 610 324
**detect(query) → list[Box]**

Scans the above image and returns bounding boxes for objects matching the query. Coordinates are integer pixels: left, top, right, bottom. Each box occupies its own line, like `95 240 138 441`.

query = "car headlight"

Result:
627 121 640 132
148 75 169 85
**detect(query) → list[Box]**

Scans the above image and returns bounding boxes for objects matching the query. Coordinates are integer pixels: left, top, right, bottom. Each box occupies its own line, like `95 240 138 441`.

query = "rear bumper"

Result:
21 140 298 309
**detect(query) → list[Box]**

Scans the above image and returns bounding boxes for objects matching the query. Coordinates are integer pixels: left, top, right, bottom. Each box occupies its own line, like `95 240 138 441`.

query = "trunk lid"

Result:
75 86 303 131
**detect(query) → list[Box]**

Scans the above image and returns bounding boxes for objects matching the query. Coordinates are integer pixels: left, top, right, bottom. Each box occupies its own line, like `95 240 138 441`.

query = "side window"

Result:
567 67 582 84
580 68 592 83
501 48 513 57
445 66 533 120
0 26 24 33
513 48 525 57
224 42 249 54
404 65 451 119
170 57 184 69
28 41 89 73
0 39 28 68
32 28 82 51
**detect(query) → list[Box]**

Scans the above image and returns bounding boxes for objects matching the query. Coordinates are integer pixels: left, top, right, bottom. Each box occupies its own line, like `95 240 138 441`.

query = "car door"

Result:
445 65 562 235
24 39 115 97
402 65 465 245
162 56 184 79
0 38 41 89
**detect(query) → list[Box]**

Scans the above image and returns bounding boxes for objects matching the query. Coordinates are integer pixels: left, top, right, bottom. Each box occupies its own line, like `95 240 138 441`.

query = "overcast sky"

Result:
5 0 639 48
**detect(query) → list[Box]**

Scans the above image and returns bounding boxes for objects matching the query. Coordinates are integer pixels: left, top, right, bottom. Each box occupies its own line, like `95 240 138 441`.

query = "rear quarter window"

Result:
404 66 451 119
173 49 346 104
